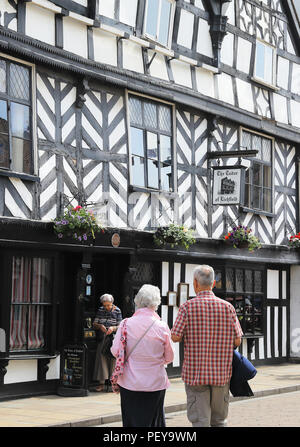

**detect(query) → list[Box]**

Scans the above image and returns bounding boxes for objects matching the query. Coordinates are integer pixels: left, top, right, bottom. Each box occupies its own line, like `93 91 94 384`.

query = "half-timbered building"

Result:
0 0 300 400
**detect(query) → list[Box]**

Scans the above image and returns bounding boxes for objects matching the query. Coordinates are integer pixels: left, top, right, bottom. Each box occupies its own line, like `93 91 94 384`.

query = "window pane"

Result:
11 137 32 174
255 41 265 79
144 101 157 129
0 133 10 168
262 138 272 162
147 132 158 159
129 97 143 126
0 100 8 134
161 163 171 191
131 155 145 187
245 270 253 292
158 0 171 46
214 271 222 289
242 131 252 150
32 258 52 303
147 159 159 188
10 305 28 351
160 135 172 164
264 45 273 84
0 60 6 93
253 185 261 209
226 268 234 291
236 269 244 292
158 105 171 132
28 306 45 349
252 134 262 159
145 0 159 37
254 271 262 292
11 102 31 139
263 165 272 187
253 162 261 185
10 63 30 101
131 127 144 156
12 257 32 303
263 188 272 212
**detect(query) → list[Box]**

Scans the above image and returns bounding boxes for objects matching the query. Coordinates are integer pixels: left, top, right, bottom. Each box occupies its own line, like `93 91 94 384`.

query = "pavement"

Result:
0 363 299 427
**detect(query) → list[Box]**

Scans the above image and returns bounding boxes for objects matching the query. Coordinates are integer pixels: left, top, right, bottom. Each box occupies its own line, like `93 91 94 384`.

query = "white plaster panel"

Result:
218 73 235 105
226 0 236 25
0 0 17 31
291 63 300 96
267 269 279 299
290 100 300 128
195 67 215 98
277 56 289 90
93 29 118 66
46 356 61 380
290 266 300 358
148 50 169 81
25 3 55 45
63 17 88 59
177 9 194 49
4 360 37 384
273 94 288 124
170 59 192 88
236 37 252 73
122 40 144 74
162 262 169 296
236 78 254 113
287 31 296 55
194 0 204 9
184 264 196 297
197 18 213 58
98 0 115 19
73 0 88 5
221 32 234 67
120 0 138 27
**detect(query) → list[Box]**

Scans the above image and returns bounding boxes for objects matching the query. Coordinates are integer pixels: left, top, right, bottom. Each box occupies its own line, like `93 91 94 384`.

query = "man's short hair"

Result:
194 265 215 287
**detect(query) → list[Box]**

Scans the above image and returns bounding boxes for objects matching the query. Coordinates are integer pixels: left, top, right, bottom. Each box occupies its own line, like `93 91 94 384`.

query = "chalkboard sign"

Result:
61 344 87 389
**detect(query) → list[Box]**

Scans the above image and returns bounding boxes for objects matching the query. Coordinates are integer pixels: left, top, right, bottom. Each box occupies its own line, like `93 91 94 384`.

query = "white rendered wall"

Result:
63 17 88 59
25 4 55 46
4 360 37 384
290 266 300 359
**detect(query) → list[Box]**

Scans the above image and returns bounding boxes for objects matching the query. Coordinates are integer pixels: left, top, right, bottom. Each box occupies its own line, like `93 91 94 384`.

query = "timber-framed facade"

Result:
0 0 300 400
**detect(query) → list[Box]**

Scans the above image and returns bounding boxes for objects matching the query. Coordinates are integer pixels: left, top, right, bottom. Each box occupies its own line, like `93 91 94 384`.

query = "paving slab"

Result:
0 363 299 427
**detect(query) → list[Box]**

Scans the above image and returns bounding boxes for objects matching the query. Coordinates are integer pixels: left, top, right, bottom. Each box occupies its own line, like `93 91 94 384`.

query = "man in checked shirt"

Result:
171 265 243 427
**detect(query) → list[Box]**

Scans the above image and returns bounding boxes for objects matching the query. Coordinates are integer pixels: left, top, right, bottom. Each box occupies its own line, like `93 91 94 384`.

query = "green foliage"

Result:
154 223 196 250
53 205 104 241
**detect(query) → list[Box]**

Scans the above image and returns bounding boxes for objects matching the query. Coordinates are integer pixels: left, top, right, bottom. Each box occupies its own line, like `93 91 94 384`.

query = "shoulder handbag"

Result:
110 319 157 393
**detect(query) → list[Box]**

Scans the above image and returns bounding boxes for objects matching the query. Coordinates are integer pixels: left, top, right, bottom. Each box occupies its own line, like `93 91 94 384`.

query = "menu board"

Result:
61 344 87 388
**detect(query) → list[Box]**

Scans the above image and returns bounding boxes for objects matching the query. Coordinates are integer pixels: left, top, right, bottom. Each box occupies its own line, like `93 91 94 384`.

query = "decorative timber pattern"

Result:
0 0 17 31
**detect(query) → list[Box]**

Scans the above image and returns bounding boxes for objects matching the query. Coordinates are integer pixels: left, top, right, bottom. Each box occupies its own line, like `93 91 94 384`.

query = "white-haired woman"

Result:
111 284 174 427
93 293 122 392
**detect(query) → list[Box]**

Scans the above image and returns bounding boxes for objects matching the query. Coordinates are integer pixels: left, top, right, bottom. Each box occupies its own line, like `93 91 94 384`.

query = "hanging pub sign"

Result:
212 166 246 206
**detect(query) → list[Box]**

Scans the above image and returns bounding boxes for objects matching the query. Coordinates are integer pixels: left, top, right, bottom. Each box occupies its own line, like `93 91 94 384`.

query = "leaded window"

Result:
143 0 175 47
214 267 264 336
241 129 273 213
9 256 52 352
129 95 173 191
0 57 32 175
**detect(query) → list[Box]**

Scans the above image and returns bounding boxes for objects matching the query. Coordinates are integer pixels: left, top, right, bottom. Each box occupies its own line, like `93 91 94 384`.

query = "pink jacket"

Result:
111 307 174 392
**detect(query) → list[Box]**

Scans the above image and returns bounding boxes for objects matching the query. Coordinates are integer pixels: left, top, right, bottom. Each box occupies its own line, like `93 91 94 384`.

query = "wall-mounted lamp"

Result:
208 0 232 69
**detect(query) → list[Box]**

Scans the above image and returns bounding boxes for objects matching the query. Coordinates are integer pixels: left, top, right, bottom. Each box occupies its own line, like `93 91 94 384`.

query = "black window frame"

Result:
128 93 174 193
0 55 33 176
240 127 274 215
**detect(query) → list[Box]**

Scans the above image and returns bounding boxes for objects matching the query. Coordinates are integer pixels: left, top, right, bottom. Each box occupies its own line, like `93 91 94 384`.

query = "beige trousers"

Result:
185 382 230 427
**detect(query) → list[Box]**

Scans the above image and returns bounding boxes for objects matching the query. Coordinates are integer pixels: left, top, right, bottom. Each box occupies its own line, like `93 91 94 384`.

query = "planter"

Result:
153 224 196 251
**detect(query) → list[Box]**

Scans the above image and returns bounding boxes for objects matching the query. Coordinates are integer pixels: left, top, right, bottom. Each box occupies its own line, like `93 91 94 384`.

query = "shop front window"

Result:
214 267 264 336
9 256 52 352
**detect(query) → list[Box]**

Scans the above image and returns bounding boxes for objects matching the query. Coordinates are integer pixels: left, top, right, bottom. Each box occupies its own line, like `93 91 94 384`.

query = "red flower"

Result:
72 206 82 212
225 235 229 240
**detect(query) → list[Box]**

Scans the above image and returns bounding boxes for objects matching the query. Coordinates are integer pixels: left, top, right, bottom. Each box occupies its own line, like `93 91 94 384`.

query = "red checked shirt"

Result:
171 291 243 386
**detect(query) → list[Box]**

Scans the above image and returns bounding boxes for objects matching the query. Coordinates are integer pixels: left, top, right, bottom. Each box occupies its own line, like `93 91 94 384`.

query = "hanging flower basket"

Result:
224 226 261 252
153 223 196 250
53 205 104 242
288 233 300 248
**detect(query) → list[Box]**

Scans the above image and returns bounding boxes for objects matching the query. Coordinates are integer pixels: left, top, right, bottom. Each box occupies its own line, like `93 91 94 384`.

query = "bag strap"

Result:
125 319 157 362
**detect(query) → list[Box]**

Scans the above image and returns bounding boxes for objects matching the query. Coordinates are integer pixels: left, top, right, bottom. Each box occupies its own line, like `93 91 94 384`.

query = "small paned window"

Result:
0 57 33 175
143 0 175 47
242 129 273 214
254 40 276 86
214 267 264 336
9 256 53 352
129 95 173 191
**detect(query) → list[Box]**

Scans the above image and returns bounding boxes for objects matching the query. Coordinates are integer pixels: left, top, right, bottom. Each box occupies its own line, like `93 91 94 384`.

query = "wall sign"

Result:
111 233 120 248
212 166 245 206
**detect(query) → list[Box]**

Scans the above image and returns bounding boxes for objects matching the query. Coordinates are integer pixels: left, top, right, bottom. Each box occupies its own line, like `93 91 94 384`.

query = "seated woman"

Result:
93 294 122 392
111 284 174 427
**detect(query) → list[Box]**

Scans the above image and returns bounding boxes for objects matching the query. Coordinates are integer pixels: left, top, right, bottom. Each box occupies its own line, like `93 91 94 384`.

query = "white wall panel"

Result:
162 262 169 296
236 79 254 113
267 269 279 299
63 17 88 59
236 37 252 73
148 50 169 80
218 73 235 105
221 32 234 67
290 266 300 358
47 356 61 380
0 0 17 31
195 67 215 98
290 100 300 128
98 0 115 19
4 360 37 384
170 60 192 88
93 29 118 66
291 63 300 95
197 18 213 58
120 0 138 27
122 40 144 74
273 94 289 124
25 3 55 45
177 9 194 49
277 56 289 90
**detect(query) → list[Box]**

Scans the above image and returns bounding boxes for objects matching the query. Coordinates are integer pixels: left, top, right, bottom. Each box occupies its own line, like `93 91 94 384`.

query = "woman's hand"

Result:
93 322 107 333
106 326 114 335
